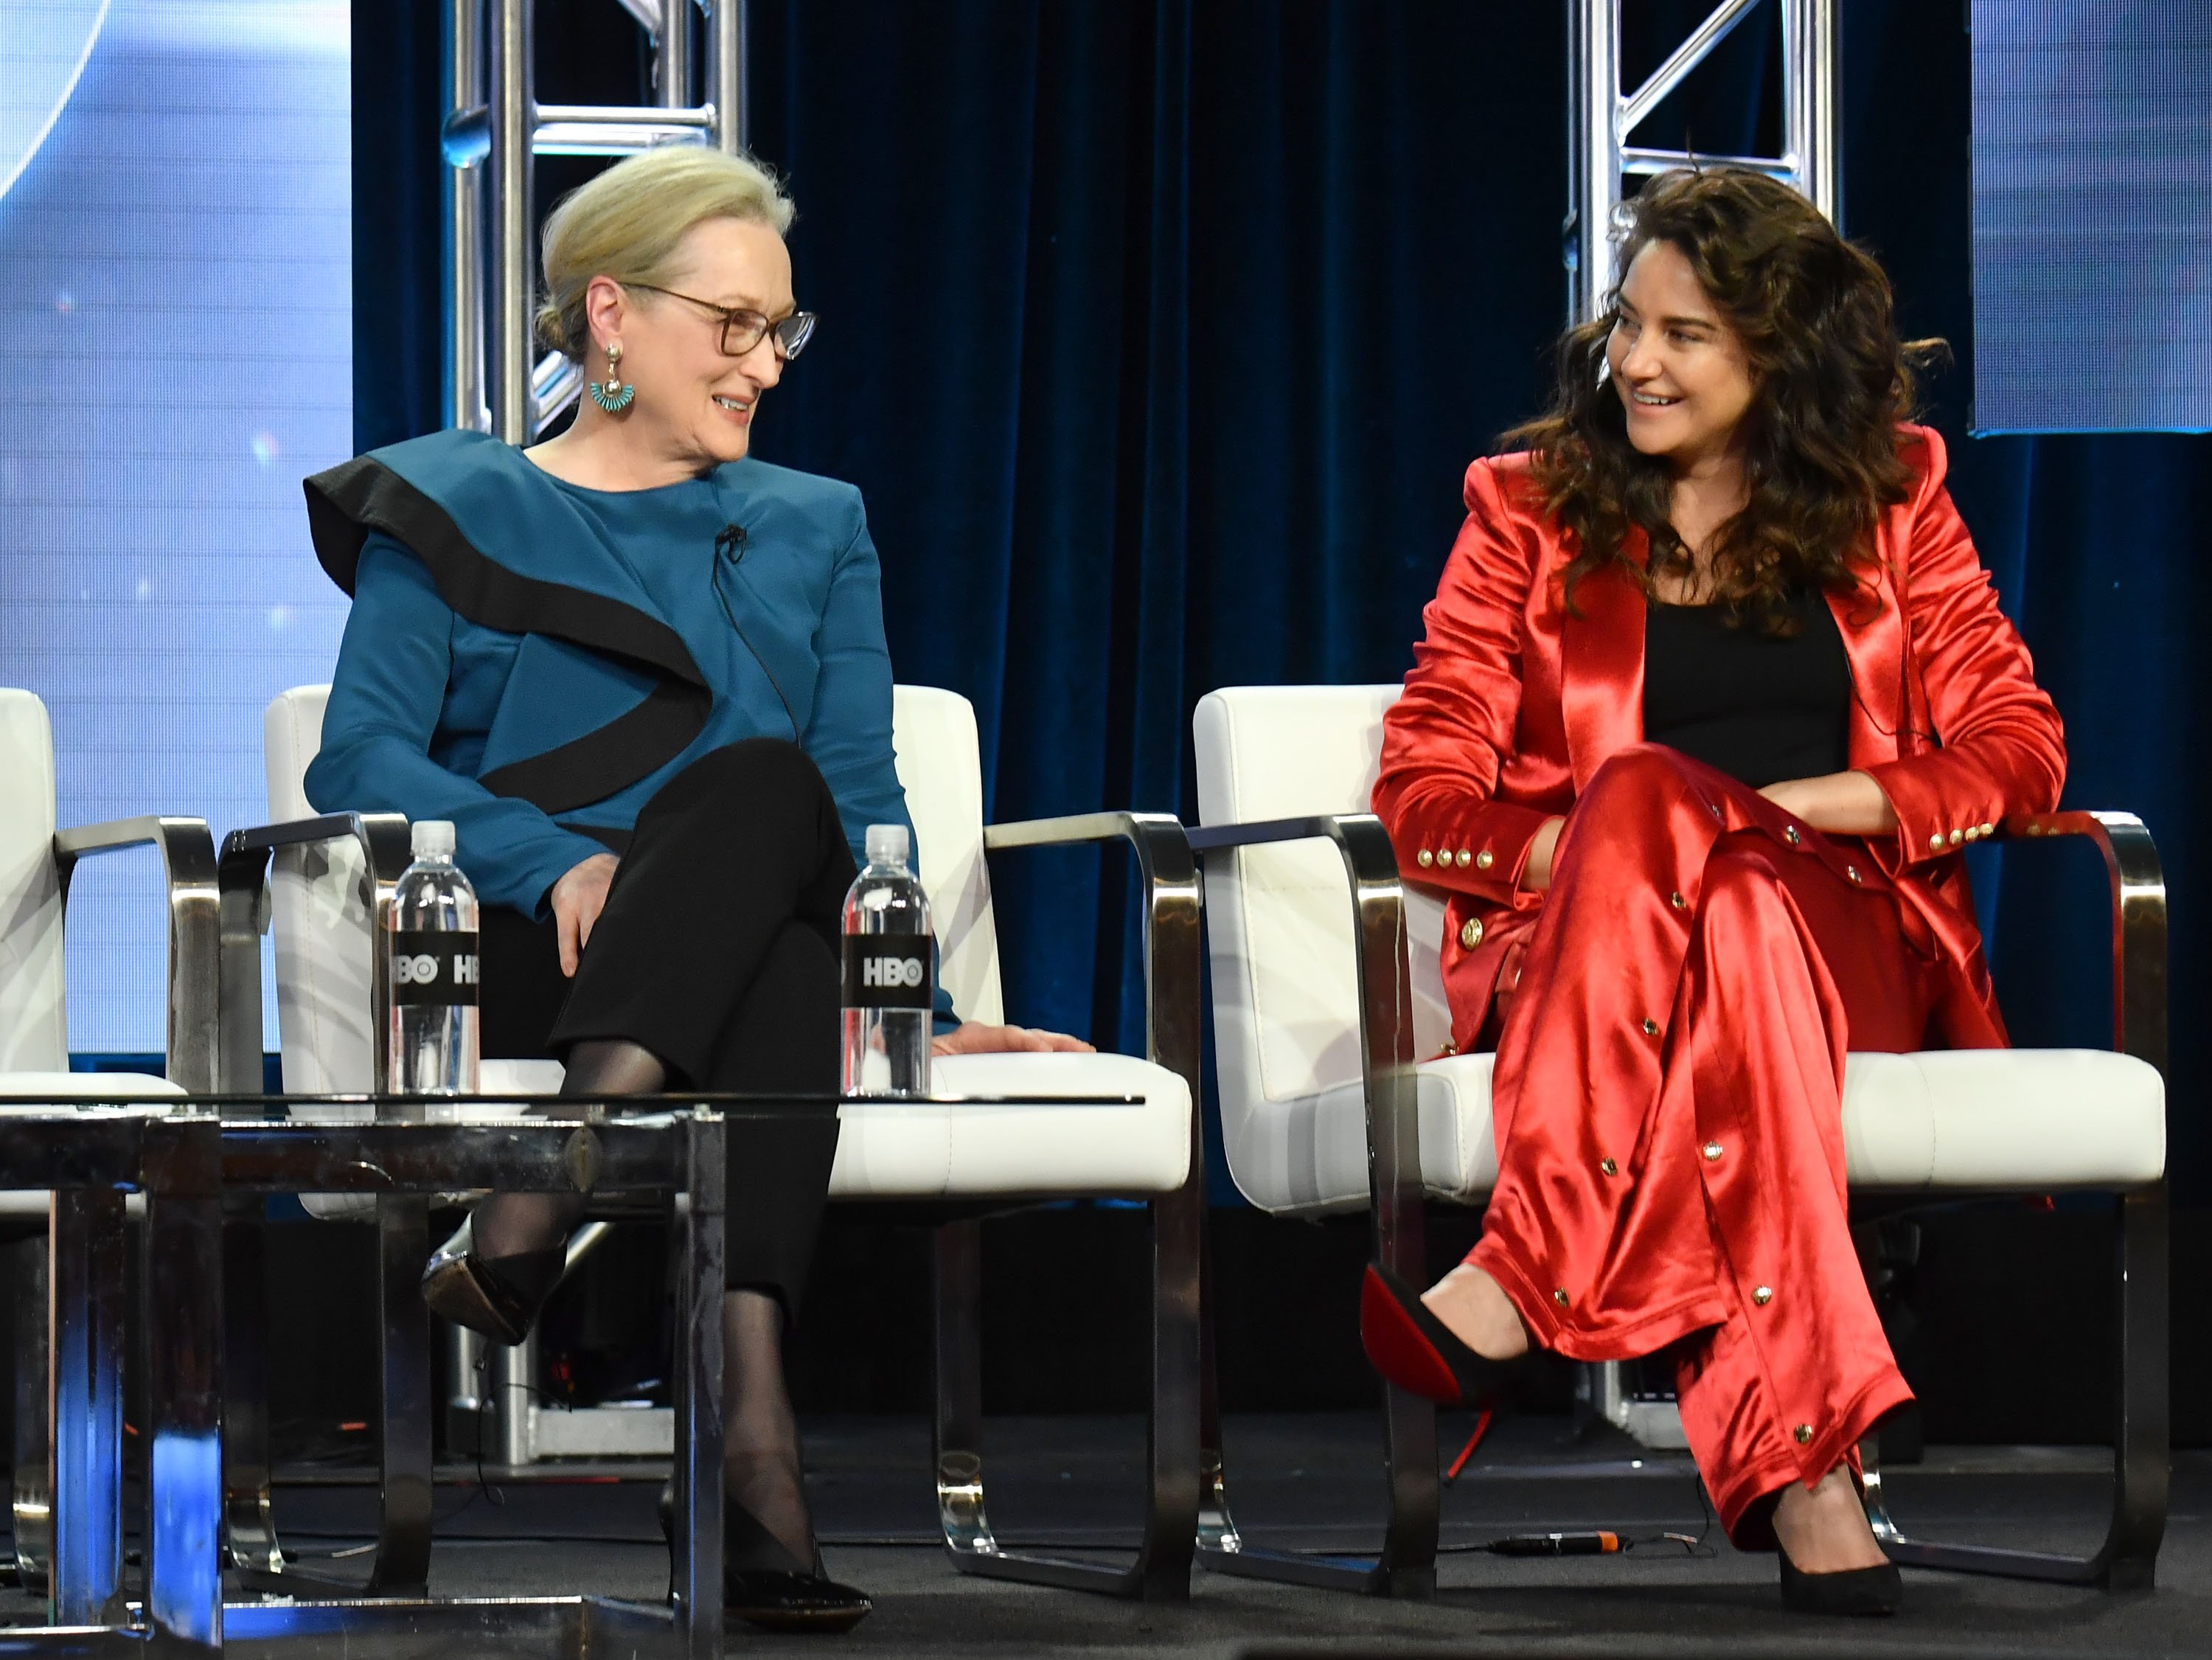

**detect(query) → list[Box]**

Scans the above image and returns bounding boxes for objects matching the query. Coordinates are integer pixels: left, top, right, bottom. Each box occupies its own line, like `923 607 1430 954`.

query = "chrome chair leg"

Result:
491 1326 538 1468
932 1195 1201 1601
1140 1183 1205 1600
1196 1227 1242 1560
1857 1426 1902 1547
1192 1209 1439 1597
442 1317 488 1454
226 1199 439 1598
221 1204 285 1575
366 1193 436 1595
10 1233 52 1593
1866 1187 2168 1588
933 1220 998 1566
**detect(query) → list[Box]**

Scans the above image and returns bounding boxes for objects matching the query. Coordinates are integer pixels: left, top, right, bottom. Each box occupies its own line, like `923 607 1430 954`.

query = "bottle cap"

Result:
865 823 909 867
411 819 456 858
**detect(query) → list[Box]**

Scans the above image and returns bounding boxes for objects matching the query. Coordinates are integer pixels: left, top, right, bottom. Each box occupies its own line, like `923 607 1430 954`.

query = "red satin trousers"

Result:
1467 746 1935 1543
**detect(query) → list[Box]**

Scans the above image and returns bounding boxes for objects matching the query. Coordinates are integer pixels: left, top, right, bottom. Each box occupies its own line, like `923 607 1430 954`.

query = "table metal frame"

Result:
207 1106 728 1657
2 1103 728 1657
0 1111 223 1657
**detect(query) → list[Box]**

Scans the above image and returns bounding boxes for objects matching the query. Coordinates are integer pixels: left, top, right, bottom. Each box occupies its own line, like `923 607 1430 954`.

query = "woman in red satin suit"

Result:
1357 169 2063 1616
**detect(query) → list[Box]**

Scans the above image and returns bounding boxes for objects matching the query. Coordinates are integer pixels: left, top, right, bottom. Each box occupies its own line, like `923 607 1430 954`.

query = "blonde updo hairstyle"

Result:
535 145 796 362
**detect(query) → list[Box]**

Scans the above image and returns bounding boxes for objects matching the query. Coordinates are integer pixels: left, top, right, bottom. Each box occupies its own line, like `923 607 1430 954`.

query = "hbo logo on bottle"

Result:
394 953 478 986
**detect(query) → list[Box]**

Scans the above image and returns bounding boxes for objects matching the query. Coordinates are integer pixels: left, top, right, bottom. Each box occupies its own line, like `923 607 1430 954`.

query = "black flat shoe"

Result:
420 1216 566 1346
1359 1262 1521 1409
1778 1546 1902 1616
658 1482 872 1634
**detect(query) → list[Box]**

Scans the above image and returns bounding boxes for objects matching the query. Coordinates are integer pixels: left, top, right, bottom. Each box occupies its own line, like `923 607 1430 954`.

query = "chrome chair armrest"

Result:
981 813 1200 1085
1995 811 2167 1074
217 813 413 1094
1186 812 1435 1591
1186 815 1419 1260
971 816 1206 1597
52 816 220 1091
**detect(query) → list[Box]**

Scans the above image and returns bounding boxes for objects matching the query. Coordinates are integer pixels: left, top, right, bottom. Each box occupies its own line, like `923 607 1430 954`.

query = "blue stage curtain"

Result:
355 2 2212 1203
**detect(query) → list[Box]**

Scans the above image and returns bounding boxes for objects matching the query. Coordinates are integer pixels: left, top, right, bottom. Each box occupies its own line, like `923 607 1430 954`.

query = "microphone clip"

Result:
714 524 747 562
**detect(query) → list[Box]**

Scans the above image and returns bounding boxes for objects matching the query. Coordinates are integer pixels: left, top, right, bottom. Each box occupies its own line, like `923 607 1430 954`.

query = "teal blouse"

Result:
303 430 956 1024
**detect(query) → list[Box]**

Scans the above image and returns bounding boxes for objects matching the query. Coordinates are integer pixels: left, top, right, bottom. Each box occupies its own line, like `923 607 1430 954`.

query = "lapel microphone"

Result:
708 519 799 740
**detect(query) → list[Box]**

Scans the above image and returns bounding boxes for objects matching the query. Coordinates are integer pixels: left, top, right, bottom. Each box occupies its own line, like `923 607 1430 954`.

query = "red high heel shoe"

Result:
1359 1262 1521 1408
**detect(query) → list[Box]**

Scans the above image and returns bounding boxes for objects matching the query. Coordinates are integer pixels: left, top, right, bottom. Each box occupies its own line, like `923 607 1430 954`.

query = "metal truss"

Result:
442 0 747 441
1568 0 1838 322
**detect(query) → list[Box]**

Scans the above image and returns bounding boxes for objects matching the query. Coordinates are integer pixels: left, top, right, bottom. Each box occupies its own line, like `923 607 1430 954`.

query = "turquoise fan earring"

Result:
588 342 635 413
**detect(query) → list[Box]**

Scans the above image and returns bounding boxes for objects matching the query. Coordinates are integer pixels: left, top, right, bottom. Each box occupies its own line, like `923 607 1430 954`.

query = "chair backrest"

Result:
264 683 1005 1090
1192 685 1450 1130
0 689 66 1071
886 685 1005 1026
265 687 374 1091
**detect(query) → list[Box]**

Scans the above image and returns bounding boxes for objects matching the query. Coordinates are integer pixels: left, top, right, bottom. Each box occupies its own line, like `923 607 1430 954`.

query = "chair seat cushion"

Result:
831 1051 1192 1198
0 1072 185 1215
484 1059 566 1096
1226 1048 2165 1216
0 1070 183 1105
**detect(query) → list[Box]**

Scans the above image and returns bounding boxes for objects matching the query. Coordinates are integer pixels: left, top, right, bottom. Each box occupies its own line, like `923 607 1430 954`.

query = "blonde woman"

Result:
302 145 1084 1633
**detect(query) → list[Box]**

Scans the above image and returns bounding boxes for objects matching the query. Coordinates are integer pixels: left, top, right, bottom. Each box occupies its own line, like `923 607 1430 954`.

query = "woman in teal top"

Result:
305 145 1082 1633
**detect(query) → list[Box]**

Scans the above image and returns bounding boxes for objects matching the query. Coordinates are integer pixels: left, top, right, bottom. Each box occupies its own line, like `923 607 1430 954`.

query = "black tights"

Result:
469 740 860 1566
468 1038 668 1260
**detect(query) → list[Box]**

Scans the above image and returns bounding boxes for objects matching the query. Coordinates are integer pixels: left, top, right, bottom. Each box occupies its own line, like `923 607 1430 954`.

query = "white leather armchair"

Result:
1190 683 2168 1597
221 684 1203 1601
0 687 218 1598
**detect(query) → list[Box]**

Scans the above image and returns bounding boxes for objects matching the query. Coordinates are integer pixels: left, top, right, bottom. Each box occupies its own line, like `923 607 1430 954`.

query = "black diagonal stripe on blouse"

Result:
304 454 704 689
476 678 710 815
305 455 712 813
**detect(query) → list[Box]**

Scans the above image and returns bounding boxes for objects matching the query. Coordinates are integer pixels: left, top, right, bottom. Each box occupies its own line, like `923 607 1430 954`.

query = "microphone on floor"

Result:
1485 1530 1623 1557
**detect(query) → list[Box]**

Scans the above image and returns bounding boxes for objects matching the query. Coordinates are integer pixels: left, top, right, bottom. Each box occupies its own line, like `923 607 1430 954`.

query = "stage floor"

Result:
6 1413 2205 1656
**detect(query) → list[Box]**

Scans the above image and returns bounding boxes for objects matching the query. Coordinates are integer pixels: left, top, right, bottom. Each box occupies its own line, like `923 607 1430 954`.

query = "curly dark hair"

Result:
1506 167 1944 632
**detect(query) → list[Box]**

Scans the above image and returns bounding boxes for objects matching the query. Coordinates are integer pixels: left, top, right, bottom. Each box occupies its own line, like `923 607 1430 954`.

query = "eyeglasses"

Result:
626 282 818 360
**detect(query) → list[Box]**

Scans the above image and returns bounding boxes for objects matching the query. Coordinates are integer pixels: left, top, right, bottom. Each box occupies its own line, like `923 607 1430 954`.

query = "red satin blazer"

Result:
1374 425 2066 1053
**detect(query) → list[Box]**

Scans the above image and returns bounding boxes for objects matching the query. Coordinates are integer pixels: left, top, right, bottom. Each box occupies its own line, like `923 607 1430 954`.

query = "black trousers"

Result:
479 739 858 1311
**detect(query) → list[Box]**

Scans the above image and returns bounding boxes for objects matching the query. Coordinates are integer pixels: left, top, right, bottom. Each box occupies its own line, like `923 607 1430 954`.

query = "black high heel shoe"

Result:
1777 1544 1901 1616
657 1482 872 1634
420 1215 566 1346
1358 1261 1521 1408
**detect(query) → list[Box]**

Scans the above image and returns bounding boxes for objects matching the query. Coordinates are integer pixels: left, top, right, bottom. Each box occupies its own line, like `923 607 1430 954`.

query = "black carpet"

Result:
4 1414 2204 1656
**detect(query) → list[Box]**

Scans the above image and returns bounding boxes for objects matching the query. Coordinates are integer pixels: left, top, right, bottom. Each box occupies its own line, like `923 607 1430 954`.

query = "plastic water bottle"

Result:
386 819 480 1107
841 824 932 1097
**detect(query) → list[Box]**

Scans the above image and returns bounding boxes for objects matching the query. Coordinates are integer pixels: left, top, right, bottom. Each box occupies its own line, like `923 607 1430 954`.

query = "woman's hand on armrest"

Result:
550 853 621 976
1758 771 1899 836
931 1022 1096 1057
